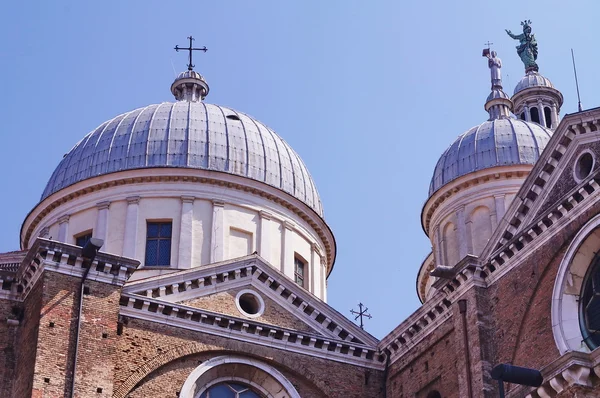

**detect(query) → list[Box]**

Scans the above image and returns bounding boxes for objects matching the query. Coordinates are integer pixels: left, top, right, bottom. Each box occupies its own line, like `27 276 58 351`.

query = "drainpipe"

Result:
70 238 103 398
458 299 473 398
382 350 391 398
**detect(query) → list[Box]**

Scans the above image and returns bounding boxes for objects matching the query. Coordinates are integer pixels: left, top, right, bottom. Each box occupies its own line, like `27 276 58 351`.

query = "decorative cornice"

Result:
258 210 272 220
126 196 140 205
181 195 196 204
57 214 70 224
96 200 111 210
211 199 225 207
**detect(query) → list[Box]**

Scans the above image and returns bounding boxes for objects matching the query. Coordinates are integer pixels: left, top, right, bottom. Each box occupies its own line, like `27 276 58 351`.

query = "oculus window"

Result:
200 382 261 398
145 222 172 266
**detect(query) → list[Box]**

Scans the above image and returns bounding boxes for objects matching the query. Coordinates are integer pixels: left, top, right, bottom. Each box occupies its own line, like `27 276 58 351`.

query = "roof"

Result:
428 118 553 196
514 71 554 95
41 102 323 216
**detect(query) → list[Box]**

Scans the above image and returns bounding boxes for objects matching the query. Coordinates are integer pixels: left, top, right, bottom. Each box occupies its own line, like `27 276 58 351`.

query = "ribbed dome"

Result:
514 71 554 95
429 118 552 196
41 102 323 216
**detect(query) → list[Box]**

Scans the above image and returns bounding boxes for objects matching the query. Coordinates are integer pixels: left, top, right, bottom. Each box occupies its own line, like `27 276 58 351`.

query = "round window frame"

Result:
235 289 265 318
573 150 595 183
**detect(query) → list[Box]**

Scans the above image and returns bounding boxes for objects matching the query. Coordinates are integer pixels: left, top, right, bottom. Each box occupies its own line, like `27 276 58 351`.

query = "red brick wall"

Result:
114 317 384 398
386 318 459 398
0 298 19 396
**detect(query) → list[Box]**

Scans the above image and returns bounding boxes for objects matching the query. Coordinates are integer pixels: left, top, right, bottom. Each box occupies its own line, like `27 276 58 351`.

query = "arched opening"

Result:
469 206 492 255
544 107 552 128
520 112 526 120
530 107 540 124
442 222 458 266
427 391 442 398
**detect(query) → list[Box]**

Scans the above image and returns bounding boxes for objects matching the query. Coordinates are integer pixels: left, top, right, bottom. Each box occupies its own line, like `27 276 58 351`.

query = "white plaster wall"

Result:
24 172 331 301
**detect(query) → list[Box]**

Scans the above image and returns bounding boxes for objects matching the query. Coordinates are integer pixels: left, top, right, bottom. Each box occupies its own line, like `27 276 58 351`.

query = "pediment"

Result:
481 109 600 260
123 254 378 346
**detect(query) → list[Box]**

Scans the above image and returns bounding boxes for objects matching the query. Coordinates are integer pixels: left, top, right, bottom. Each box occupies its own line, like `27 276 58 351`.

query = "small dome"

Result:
486 89 510 102
429 118 552 196
41 102 323 216
175 70 204 80
514 71 554 95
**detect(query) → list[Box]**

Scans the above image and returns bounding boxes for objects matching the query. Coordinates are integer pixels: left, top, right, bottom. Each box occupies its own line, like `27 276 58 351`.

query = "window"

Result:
200 382 261 398
294 256 306 287
544 106 552 128
580 256 600 350
145 222 172 266
530 107 540 124
75 232 92 247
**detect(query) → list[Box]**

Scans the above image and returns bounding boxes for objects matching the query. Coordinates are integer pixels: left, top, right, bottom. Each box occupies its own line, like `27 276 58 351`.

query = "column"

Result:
210 200 225 263
494 194 506 223
537 99 546 127
456 206 468 259
551 104 558 129
281 221 295 277
465 220 474 254
57 215 70 243
524 104 531 121
258 211 272 262
179 196 195 269
433 226 443 264
122 196 140 258
321 258 327 302
490 208 498 232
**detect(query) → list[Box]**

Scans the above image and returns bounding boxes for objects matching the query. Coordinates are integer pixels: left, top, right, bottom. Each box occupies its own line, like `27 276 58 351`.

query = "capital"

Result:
126 196 141 205
96 201 111 210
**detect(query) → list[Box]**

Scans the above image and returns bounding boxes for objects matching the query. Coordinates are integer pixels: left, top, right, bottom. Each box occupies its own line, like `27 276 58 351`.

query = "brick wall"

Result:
0 298 18 396
114 317 384 398
180 287 313 332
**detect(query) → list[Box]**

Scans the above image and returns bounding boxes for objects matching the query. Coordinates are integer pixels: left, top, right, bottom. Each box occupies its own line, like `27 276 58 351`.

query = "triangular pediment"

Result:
123 254 378 346
481 108 600 261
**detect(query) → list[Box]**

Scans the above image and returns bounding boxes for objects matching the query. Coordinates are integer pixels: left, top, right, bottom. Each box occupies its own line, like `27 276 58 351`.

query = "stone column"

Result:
281 221 295 277
57 215 70 243
524 104 531 121
122 196 140 259
537 99 546 127
551 104 558 129
94 201 110 244
210 200 225 263
179 196 195 269
494 194 506 223
258 211 272 262
456 206 468 259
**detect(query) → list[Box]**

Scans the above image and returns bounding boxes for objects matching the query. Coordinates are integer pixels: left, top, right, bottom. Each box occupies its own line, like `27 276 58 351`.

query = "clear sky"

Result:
1 1 599 339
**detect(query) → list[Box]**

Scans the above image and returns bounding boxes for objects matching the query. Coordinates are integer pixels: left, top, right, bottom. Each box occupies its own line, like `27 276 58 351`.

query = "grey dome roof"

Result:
514 71 554 95
429 118 552 196
486 89 510 102
42 102 323 216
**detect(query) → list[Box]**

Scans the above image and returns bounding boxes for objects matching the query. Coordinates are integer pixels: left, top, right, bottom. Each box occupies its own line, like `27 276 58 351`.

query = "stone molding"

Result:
96 200 111 210
121 293 382 369
179 355 301 398
123 254 377 347
181 195 196 203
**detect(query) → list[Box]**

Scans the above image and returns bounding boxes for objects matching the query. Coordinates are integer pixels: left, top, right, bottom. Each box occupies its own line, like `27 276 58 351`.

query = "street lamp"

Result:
491 364 543 398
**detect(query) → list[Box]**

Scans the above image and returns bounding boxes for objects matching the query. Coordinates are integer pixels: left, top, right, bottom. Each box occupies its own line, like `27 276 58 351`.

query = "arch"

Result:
443 222 458 266
469 206 492 255
552 213 600 354
530 107 540 124
520 112 526 121
544 107 552 128
426 391 442 398
180 355 301 398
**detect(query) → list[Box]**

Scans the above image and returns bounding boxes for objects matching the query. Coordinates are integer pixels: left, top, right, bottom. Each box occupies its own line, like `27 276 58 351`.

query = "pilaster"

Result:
57 215 70 243
258 211 272 262
179 196 195 269
94 201 111 244
122 196 140 259
494 194 506 223
456 206 468 258
281 221 295 277
210 200 225 263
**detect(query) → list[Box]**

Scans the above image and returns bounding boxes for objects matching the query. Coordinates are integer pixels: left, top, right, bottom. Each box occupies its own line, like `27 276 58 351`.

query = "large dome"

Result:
429 118 552 196
41 102 323 216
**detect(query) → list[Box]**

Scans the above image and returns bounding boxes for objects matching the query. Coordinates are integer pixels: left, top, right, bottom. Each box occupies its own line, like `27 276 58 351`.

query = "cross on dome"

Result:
174 36 207 71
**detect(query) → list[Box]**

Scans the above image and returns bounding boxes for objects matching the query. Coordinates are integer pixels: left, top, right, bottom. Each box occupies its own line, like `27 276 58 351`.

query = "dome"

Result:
486 89 510 102
429 118 552 196
513 71 554 95
41 102 323 216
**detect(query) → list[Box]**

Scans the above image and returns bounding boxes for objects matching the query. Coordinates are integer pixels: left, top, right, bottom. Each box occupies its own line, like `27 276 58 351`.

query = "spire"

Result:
482 48 512 120
171 36 210 102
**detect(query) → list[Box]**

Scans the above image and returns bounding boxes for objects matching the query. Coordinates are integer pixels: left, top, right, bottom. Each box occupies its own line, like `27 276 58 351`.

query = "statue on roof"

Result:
506 20 539 72
483 49 502 89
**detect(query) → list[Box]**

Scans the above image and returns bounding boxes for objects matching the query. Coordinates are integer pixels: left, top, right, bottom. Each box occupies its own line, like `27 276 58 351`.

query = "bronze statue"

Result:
506 20 539 72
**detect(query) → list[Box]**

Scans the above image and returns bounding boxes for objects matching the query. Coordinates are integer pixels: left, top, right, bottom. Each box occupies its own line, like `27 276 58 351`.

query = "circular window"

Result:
235 289 265 318
575 152 594 182
580 257 600 350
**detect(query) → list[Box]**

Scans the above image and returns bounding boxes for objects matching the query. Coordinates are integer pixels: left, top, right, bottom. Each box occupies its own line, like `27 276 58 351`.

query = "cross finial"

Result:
350 303 372 330
484 41 494 49
174 36 208 71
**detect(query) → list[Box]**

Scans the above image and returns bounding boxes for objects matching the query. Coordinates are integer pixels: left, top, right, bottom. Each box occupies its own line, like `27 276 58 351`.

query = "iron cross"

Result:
484 41 494 49
175 36 208 71
350 303 372 329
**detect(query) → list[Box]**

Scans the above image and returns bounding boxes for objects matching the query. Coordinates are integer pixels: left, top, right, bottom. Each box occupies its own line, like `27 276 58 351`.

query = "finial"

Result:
506 20 539 72
350 303 372 330
174 36 207 71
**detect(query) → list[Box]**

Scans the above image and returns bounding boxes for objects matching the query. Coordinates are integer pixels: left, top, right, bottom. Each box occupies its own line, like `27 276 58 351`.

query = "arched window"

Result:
520 112 526 120
427 391 442 398
200 382 262 398
530 107 540 124
544 107 552 128
580 255 600 350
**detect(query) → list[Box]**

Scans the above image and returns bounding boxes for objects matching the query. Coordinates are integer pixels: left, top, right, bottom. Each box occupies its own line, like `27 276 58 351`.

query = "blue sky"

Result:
1 1 599 339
